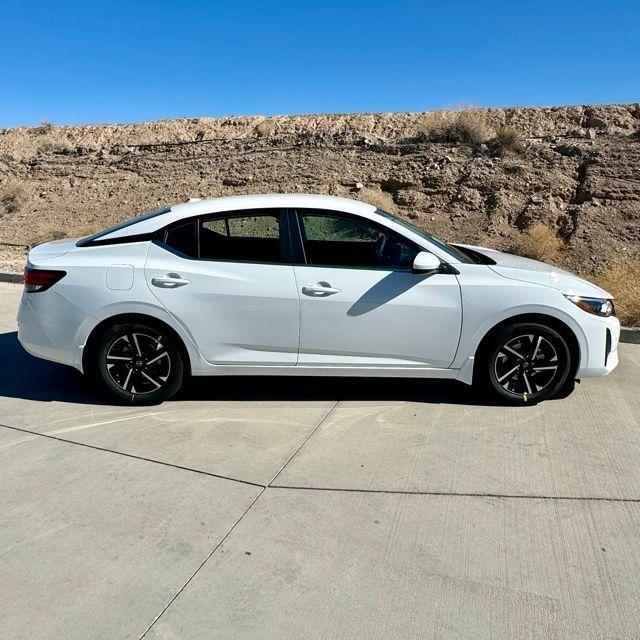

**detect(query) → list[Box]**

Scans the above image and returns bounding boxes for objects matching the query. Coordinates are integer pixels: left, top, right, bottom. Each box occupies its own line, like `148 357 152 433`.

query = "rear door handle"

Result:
151 273 190 288
302 282 341 297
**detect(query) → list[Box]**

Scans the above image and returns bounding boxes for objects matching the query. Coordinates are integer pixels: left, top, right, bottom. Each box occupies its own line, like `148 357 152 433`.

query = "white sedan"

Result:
17 194 619 404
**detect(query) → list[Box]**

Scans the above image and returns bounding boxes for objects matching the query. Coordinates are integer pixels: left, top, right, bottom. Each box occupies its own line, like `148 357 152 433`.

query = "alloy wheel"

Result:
493 333 560 397
105 332 171 395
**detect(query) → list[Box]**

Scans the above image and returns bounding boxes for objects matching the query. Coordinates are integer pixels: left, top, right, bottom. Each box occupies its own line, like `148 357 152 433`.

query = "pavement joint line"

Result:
3 397 640 634
267 399 340 487
268 484 640 503
0 423 265 489
3 418 638 503
138 487 266 640
138 400 339 637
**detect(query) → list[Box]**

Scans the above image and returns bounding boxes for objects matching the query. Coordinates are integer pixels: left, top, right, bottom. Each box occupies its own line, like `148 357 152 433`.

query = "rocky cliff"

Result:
1 104 639 285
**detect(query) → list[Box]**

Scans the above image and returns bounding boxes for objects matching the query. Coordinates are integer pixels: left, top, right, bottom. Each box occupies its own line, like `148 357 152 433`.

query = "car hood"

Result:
455 244 612 298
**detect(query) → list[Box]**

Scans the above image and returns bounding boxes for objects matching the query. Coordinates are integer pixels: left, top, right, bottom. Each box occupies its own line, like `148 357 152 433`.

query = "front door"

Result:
292 210 462 368
145 209 299 365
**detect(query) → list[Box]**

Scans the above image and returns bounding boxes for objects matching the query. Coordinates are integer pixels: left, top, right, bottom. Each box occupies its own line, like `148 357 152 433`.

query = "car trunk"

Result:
28 238 80 263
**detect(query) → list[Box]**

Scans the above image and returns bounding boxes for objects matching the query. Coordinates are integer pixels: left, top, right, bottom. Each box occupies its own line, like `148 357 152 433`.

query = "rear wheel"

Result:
92 322 184 404
480 322 572 404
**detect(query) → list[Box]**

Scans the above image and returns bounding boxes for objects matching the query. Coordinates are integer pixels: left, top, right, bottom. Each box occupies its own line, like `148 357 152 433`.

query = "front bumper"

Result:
575 315 620 379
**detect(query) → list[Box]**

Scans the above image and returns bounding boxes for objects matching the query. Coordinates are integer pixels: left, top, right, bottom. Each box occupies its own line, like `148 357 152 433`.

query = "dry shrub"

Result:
37 138 68 154
359 188 397 213
0 182 24 215
254 119 275 138
512 223 565 263
34 119 54 135
418 108 492 146
593 260 640 326
417 111 451 140
493 126 524 154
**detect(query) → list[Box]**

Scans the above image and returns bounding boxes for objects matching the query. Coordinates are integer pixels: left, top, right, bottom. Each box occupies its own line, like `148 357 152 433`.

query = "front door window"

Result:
298 211 418 269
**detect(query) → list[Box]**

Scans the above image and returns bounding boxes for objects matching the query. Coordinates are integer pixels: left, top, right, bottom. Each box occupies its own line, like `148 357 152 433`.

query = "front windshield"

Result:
375 209 475 264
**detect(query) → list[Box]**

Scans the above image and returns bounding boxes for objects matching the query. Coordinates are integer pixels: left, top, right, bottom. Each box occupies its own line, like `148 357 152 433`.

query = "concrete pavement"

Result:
1 282 639 639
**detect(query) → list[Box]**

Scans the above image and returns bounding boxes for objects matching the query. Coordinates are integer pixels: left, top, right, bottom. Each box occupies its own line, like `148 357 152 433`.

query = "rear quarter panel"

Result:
27 242 206 372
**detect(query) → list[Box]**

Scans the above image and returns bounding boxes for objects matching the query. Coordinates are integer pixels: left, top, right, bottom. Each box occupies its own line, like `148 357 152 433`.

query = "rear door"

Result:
145 209 299 365
291 209 462 368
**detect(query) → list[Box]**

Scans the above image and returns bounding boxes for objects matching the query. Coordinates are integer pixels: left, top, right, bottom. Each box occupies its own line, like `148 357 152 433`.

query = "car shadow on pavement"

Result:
1 330 501 407
0 331 104 405
179 375 484 405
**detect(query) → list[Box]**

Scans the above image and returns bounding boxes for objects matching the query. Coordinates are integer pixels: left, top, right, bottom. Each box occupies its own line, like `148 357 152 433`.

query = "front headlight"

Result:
564 295 616 317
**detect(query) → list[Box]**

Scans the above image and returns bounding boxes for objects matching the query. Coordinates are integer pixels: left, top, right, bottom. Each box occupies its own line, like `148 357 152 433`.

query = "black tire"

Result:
479 322 572 405
91 321 184 405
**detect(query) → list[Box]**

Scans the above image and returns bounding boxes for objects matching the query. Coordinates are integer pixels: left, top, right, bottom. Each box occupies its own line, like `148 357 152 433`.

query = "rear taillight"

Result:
23 268 66 293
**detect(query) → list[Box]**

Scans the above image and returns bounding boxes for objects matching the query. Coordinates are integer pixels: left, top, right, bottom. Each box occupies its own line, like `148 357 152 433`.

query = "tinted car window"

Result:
298 211 418 269
374 208 475 264
77 207 171 247
164 220 198 257
200 213 281 262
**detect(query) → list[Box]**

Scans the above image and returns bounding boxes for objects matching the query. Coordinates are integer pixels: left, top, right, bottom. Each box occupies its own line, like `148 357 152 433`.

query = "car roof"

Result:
97 193 377 241
172 193 376 216
77 192 463 263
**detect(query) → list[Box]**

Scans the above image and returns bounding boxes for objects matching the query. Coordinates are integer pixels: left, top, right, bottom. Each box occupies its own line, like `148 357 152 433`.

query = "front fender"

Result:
453 302 589 370
451 268 592 374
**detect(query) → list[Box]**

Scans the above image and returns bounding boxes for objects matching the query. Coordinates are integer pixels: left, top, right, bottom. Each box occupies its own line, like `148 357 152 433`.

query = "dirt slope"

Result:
1 104 639 291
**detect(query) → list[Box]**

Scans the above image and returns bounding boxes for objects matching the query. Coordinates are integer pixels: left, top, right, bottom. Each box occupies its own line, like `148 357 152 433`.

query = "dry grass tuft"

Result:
417 111 450 140
418 108 493 146
34 119 54 135
492 126 525 154
593 260 640 326
358 188 397 213
512 223 565 263
36 138 68 154
0 182 25 215
254 119 275 138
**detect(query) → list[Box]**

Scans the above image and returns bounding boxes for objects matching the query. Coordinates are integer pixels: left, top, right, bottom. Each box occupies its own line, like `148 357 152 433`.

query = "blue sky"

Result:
3 0 639 127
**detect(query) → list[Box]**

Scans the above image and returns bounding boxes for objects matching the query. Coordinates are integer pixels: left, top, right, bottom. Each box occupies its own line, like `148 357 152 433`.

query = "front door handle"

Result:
151 273 190 288
302 282 341 297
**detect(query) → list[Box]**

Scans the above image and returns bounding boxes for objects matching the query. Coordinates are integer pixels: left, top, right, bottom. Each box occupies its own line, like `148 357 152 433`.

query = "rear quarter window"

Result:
163 220 198 258
77 207 171 247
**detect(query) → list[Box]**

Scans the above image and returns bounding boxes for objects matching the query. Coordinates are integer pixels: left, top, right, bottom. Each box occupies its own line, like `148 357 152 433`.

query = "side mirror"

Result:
412 251 441 274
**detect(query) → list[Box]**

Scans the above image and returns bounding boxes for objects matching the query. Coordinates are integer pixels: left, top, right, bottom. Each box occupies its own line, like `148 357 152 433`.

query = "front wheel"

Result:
480 322 573 404
92 322 184 405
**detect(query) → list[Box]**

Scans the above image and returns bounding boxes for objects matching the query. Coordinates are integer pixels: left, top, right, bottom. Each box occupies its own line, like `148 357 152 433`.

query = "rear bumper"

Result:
17 290 93 370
